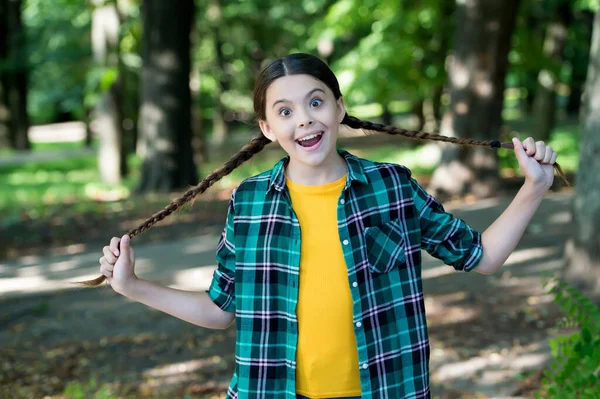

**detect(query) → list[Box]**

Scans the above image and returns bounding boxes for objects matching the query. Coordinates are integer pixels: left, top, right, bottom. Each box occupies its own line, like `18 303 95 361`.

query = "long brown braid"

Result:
78 53 569 287
77 134 272 287
342 114 569 185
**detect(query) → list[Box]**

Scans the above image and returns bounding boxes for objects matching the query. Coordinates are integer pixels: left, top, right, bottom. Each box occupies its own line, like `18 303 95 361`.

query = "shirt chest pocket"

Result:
364 219 408 274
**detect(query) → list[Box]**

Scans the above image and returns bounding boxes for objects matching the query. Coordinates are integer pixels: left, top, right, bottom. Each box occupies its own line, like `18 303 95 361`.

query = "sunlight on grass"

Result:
353 144 440 176
0 139 98 156
0 117 580 227
63 377 119 399
0 152 141 227
32 139 98 151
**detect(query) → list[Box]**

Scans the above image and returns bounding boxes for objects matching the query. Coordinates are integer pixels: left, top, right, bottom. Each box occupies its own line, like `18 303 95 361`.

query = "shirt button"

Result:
340 199 345 204
362 363 368 369
352 282 358 287
355 321 362 328
343 239 349 245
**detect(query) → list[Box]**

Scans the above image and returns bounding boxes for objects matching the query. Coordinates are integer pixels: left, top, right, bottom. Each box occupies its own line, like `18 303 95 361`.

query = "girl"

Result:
88 53 561 399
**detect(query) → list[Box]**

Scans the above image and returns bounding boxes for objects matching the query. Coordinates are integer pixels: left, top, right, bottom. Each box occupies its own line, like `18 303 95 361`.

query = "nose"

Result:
296 107 314 128
298 119 314 128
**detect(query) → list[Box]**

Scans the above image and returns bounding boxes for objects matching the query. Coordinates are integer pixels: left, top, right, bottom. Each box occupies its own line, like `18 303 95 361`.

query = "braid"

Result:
80 114 569 287
77 134 272 287
342 114 570 186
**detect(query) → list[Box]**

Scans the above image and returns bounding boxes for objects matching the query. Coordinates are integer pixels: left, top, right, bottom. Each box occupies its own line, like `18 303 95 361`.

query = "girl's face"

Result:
259 74 346 170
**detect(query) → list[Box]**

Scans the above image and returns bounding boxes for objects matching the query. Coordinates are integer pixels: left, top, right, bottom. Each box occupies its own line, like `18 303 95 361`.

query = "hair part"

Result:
78 53 569 287
253 53 342 122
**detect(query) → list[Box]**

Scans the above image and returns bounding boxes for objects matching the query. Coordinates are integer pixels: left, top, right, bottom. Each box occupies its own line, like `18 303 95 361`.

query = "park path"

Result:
0 191 574 398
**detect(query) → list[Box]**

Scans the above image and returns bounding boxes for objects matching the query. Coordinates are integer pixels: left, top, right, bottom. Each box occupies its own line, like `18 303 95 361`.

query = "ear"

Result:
336 96 346 124
259 119 277 142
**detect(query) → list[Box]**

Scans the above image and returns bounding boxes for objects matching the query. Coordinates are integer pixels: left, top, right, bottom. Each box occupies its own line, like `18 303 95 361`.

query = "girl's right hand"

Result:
99 234 138 295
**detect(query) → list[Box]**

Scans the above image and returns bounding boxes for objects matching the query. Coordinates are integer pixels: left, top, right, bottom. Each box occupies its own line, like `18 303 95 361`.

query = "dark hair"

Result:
253 53 343 121
79 52 568 287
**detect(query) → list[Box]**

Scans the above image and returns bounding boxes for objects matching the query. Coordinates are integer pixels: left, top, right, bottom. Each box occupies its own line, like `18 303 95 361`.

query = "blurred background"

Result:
1 0 599 398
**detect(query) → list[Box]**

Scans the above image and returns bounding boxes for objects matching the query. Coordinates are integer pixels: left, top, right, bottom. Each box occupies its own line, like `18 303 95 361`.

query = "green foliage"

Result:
536 278 600 398
312 0 450 108
505 0 593 114
19 0 594 134
24 0 93 123
22 0 142 124
575 0 600 11
63 376 118 399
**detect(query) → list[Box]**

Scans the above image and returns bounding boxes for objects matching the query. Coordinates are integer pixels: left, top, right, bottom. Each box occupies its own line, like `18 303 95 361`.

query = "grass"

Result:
0 139 99 155
0 116 581 228
0 154 142 228
63 378 118 399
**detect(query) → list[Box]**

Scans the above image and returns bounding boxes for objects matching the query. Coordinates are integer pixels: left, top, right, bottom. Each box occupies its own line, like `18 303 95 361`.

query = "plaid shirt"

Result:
207 149 483 399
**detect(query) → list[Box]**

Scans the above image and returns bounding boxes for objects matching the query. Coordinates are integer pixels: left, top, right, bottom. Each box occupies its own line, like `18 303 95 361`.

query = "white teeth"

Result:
297 132 322 142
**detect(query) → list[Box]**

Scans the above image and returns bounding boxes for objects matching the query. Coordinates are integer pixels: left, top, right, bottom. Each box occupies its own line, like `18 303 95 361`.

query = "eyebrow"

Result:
271 88 325 109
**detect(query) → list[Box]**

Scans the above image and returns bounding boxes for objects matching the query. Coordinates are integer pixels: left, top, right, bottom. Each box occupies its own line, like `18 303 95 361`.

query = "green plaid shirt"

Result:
207 149 483 399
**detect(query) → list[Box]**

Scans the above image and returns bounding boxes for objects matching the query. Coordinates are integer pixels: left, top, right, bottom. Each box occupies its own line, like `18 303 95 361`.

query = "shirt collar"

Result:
268 149 369 193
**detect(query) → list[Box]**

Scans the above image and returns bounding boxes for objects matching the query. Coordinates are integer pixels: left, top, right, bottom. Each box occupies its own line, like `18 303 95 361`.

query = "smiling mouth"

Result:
296 131 324 147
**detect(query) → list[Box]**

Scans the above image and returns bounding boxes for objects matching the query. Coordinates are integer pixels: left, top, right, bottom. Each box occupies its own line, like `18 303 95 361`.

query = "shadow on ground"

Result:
0 191 578 398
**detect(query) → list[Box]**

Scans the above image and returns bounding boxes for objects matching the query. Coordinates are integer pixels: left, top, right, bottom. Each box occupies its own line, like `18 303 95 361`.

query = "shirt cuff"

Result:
462 228 484 272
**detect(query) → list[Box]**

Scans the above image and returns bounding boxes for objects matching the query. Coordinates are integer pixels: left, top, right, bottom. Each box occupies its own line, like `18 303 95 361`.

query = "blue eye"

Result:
279 108 291 117
310 99 323 107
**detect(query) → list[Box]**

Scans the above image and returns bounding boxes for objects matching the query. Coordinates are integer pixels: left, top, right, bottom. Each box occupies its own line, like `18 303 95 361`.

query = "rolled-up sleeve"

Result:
410 178 483 272
206 189 237 312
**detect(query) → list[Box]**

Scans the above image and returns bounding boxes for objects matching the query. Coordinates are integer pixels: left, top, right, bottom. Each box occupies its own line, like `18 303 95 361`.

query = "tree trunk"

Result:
381 103 393 126
84 108 93 147
92 0 125 185
432 85 444 126
423 86 444 133
532 2 570 141
411 99 425 131
136 0 198 192
428 0 521 200
209 0 229 147
0 83 8 148
1 0 30 150
563 9 600 293
567 11 595 115
0 0 9 149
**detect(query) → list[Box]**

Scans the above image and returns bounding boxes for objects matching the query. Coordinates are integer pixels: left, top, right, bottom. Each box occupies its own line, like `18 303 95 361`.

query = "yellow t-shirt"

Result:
286 174 362 398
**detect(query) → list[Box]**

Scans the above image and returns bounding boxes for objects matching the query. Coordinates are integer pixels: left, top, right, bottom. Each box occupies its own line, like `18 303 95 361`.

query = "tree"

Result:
531 0 571 141
207 0 229 146
0 0 30 150
91 0 127 184
136 0 198 192
319 0 451 129
564 7 600 292
427 0 521 200
0 0 9 148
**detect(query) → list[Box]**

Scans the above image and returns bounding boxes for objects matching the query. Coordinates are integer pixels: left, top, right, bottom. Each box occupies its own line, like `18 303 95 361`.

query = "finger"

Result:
109 237 121 257
542 145 553 164
129 246 135 264
535 141 545 161
100 258 114 271
550 152 558 164
120 235 131 258
523 137 536 156
512 137 528 162
100 266 113 278
103 246 116 264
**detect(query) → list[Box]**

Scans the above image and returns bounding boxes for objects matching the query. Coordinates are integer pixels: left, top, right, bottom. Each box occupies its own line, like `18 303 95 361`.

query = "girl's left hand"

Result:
512 136 557 191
